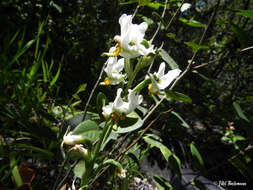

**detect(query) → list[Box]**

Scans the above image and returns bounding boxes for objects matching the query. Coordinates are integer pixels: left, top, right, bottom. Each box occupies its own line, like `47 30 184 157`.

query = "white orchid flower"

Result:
148 62 181 94
112 14 154 59
102 88 143 120
104 47 126 85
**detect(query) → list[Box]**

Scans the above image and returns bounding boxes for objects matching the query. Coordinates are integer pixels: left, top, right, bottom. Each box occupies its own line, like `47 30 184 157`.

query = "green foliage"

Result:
190 142 205 171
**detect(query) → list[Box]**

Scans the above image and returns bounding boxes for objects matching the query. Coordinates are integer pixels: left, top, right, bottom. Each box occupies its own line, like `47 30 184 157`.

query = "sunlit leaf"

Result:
74 160 86 178
72 120 100 143
117 112 143 133
165 90 192 104
236 10 253 19
50 63 62 87
179 17 206 27
184 41 209 52
159 49 179 69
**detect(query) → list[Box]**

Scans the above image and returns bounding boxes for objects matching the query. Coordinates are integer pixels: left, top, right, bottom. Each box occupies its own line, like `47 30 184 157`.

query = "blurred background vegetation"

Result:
0 0 253 189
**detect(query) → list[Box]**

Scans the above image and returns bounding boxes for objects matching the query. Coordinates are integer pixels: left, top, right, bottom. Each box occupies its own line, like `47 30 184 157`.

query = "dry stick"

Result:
82 62 107 121
150 0 168 44
88 109 173 188
192 52 229 69
169 5 217 90
116 109 173 160
56 159 81 190
240 46 253 52
52 153 70 190
165 0 185 31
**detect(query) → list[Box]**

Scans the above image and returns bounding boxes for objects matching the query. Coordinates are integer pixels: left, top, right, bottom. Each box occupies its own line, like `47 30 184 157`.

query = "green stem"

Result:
93 119 112 160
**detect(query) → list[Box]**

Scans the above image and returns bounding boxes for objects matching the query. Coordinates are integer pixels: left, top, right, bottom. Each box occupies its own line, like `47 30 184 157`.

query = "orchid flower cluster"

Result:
101 14 181 122
62 13 182 189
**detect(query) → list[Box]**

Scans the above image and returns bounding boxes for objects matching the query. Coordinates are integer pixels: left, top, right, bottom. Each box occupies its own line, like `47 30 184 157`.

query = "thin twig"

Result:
240 46 253 52
169 2 218 90
117 109 173 160
150 0 168 43
148 0 184 73
82 62 107 121
56 159 81 190
52 154 70 190
193 51 229 69
165 0 185 30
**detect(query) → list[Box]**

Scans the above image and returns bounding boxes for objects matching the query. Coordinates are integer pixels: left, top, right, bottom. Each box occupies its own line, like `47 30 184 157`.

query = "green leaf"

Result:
72 84 87 100
184 42 209 52
171 111 190 128
236 10 253 19
153 175 173 190
191 179 207 190
74 160 86 178
165 90 192 104
10 39 36 66
138 0 151 6
118 0 138 5
168 154 182 180
10 154 23 187
147 2 164 10
233 102 250 122
166 33 176 39
143 136 172 161
72 120 100 143
95 159 123 174
159 49 179 69
190 142 205 171
179 18 206 27
50 63 62 87
231 23 249 48
229 156 253 179
12 143 54 159
152 12 167 27
50 1 62 13
117 112 143 133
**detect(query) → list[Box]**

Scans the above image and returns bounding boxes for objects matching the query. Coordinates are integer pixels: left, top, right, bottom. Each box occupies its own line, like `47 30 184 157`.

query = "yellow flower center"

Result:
148 84 159 95
104 77 110 85
103 40 121 57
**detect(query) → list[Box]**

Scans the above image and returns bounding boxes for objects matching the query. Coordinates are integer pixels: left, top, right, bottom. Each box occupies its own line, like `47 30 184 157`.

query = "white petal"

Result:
102 103 113 117
155 62 166 78
114 58 124 72
113 88 124 110
158 69 181 89
180 3 191 12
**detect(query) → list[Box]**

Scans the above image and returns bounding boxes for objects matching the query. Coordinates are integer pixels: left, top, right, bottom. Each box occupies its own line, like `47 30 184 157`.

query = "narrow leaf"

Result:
50 63 62 87
165 90 192 104
233 102 249 122
159 49 179 69
236 10 253 19
190 142 205 170
171 111 190 128
179 18 206 27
